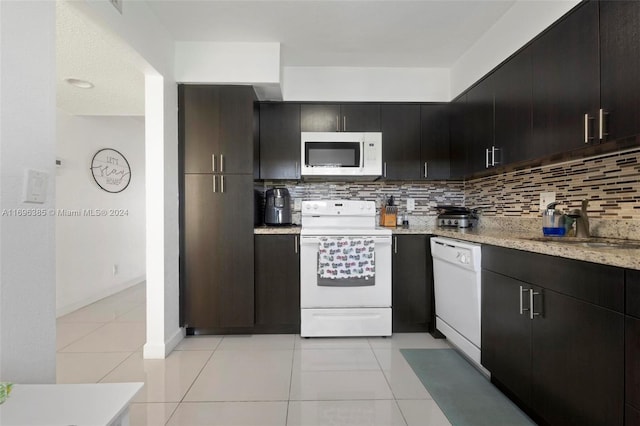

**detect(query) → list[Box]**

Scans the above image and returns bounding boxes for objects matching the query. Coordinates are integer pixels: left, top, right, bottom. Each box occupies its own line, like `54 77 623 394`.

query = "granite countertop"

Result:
255 224 640 270
393 226 640 271
254 225 301 235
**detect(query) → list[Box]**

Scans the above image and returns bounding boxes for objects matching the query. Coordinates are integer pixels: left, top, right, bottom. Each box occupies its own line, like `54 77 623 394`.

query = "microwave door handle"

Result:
360 141 365 168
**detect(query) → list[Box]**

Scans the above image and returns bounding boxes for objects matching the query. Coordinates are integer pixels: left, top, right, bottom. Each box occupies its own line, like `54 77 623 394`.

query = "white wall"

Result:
450 0 580 97
56 111 145 317
282 66 450 102
71 0 181 358
0 0 57 383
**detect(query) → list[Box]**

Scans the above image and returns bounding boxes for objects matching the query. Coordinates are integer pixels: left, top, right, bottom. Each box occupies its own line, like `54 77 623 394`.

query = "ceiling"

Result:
57 0 519 116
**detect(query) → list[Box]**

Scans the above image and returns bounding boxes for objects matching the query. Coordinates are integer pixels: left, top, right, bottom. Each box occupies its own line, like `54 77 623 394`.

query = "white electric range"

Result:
299 200 392 337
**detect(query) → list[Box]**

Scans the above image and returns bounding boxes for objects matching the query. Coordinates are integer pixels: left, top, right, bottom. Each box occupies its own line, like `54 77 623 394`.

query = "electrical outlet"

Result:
539 192 556 211
294 198 301 211
406 198 416 211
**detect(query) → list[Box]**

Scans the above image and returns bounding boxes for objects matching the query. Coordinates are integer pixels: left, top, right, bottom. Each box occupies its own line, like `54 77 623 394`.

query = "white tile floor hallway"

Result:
56 283 453 425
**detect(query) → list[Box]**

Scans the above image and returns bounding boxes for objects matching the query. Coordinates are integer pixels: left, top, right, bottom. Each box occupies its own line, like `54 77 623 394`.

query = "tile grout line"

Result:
369 339 411 426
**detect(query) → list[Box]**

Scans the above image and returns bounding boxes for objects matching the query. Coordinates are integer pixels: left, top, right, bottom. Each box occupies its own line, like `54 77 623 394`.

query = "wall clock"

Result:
90 148 131 193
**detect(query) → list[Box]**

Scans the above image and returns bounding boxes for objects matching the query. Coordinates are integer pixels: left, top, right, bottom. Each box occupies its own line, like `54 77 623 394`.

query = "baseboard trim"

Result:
143 327 185 359
56 275 146 318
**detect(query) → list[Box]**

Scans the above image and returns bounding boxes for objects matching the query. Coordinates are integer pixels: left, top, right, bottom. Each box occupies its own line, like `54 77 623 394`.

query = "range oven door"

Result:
300 235 391 308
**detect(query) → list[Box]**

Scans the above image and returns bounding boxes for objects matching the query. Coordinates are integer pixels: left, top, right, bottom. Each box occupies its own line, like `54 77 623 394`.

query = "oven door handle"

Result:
300 236 391 245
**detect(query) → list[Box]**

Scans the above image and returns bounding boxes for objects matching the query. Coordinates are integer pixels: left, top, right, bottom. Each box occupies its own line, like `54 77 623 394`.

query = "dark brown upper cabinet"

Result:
449 94 468 180
493 47 534 165
531 0 600 156
420 104 450 180
180 85 255 175
599 0 640 143
259 103 301 180
466 75 496 175
300 103 380 132
381 104 421 180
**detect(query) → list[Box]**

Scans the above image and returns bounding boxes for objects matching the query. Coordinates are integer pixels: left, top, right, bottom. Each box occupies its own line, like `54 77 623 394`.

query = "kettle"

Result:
264 187 292 226
542 202 566 236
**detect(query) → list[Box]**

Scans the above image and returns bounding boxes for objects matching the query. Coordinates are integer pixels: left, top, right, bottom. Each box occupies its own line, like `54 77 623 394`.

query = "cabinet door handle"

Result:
394 236 398 254
336 115 340 132
491 146 499 166
584 113 595 143
220 175 225 193
424 162 428 178
212 175 217 193
485 148 490 168
343 116 347 132
530 290 541 320
599 108 609 140
384 162 387 178
519 286 530 315
220 154 225 173
212 154 217 173
295 161 299 178
294 235 298 254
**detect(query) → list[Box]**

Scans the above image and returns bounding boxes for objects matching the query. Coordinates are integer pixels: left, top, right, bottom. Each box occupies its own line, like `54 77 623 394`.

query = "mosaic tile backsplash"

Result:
260 148 640 235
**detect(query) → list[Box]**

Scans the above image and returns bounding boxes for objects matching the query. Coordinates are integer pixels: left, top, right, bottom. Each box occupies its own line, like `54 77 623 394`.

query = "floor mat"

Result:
401 348 536 426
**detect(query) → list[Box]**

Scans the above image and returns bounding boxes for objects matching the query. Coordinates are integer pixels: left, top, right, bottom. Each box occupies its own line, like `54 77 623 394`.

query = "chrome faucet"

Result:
569 199 590 238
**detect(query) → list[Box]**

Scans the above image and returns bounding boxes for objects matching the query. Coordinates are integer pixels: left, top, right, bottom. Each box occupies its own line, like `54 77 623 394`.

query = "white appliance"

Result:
300 132 382 180
300 200 392 337
431 237 486 374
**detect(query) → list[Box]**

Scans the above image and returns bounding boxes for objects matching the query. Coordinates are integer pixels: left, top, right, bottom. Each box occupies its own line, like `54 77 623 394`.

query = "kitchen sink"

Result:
526 236 640 250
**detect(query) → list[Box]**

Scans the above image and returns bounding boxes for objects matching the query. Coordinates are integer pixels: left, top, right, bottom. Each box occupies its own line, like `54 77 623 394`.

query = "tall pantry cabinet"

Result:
179 85 257 334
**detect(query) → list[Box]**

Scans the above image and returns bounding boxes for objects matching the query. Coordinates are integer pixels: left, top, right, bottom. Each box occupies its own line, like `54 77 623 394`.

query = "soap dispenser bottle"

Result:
542 202 566 236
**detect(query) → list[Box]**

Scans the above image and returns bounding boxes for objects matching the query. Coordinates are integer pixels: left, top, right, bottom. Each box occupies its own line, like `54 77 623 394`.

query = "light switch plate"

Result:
294 198 302 211
406 198 416 211
539 192 556 211
23 169 49 204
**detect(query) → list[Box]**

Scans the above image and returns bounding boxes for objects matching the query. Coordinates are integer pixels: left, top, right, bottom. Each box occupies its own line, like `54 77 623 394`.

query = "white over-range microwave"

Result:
300 132 383 180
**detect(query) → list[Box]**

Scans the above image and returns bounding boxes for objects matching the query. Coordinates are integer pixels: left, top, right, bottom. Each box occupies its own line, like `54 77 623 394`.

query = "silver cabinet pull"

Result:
599 108 609 140
424 162 428 178
529 290 541 320
519 286 530 315
384 162 387 178
220 154 225 173
584 113 589 143
212 154 217 172
485 148 490 168
294 235 298 254
295 161 299 178
394 236 398 254
584 113 595 143
220 175 225 193
491 146 499 166
212 175 217 193
343 116 347 132
336 115 340 132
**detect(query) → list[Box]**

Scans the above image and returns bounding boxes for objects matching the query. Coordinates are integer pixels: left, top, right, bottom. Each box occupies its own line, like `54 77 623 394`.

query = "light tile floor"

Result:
57 283 453 425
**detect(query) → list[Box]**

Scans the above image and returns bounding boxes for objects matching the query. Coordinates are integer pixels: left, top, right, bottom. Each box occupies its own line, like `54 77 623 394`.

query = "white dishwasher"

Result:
431 237 484 372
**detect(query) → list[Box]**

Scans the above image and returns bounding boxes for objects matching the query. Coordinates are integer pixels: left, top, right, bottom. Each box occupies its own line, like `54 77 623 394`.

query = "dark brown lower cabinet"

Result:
482 245 624 426
182 174 255 333
392 234 433 332
254 234 300 333
627 269 640 425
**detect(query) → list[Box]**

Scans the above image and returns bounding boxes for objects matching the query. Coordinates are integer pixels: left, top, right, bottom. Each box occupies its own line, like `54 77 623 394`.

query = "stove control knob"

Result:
360 204 365 210
313 204 319 210
447 219 452 225
367 204 372 210
454 220 459 225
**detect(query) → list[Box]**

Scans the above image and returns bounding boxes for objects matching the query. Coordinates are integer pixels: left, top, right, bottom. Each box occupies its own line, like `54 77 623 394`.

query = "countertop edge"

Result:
255 226 640 270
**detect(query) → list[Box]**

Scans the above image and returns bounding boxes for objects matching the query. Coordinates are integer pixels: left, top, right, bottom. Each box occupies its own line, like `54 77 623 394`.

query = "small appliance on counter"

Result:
264 187 292 225
542 201 566 236
436 205 479 228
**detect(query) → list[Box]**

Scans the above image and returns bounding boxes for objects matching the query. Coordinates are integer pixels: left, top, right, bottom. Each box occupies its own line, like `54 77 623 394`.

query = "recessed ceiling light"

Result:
65 78 94 89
